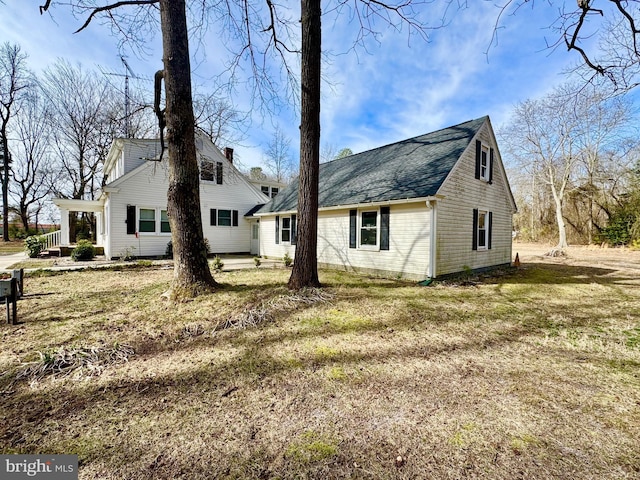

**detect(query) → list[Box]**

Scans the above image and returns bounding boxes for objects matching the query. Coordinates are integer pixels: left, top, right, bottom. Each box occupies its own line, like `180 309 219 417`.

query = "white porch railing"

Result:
41 230 61 250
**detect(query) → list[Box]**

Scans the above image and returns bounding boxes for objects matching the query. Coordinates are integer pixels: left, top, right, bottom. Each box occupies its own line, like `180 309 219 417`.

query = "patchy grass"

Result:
0 240 25 256
0 260 639 479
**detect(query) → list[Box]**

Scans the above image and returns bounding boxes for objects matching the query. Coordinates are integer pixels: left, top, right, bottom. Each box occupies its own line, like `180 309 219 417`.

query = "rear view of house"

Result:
256 116 517 281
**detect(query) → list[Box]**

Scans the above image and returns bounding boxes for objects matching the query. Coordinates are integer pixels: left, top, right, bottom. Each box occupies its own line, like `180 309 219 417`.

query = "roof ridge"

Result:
323 116 487 166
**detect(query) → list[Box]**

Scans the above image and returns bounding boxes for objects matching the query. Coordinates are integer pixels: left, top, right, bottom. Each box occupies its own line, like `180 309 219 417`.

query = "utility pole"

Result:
0 136 11 241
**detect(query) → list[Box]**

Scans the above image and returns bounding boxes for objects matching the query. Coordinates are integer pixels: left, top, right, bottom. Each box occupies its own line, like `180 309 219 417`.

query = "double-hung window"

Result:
360 211 378 247
139 208 156 233
472 209 492 251
200 160 223 185
475 140 493 183
160 210 171 233
480 145 489 180
348 207 390 251
138 207 171 235
274 215 297 245
200 160 214 181
210 209 239 227
477 210 488 249
281 217 291 242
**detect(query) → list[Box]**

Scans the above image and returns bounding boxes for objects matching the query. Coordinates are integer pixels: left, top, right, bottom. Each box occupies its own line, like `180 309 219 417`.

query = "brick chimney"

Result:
224 147 234 164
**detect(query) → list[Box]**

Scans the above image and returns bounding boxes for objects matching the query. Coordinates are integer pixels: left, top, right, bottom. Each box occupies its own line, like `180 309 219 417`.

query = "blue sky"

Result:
0 2 604 171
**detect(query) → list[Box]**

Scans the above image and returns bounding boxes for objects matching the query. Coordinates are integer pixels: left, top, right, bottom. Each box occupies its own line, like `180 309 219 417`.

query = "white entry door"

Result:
250 221 260 255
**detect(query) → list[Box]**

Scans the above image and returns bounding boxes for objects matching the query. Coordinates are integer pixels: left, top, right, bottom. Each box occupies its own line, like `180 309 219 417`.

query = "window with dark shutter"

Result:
210 209 217 226
349 210 357 248
126 205 136 234
291 214 297 245
201 160 214 181
489 148 494 184
475 140 481 180
216 162 223 185
488 212 493 250
232 210 239 227
275 215 280 244
380 206 390 251
472 208 478 250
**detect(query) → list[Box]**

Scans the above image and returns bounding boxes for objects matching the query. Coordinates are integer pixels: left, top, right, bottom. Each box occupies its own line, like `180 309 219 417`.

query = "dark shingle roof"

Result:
258 116 487 213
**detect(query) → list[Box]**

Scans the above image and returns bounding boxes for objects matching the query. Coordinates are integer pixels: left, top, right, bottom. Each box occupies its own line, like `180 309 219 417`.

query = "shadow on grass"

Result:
2 259 639 476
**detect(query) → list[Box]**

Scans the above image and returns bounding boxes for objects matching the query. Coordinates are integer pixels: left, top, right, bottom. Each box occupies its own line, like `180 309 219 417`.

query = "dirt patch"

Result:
513 242 640 274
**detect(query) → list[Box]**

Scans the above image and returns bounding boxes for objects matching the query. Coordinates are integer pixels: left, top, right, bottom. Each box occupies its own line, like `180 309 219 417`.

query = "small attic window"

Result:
200 160 214 182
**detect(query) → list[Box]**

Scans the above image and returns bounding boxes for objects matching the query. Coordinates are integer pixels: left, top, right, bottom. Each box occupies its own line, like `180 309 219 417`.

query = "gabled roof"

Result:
258 116 488 214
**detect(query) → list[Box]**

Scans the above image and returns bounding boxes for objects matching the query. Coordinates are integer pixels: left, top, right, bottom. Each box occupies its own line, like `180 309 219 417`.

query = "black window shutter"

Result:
275 215 280 244
291 214 297 245
489 148 494 184
488 211 493 250
380 206 390 251
475 140 481 179
216 162 223 184
472 208 478 250
232 210 239 227
349 210 357 248
126 205 136 234
210 209 217 226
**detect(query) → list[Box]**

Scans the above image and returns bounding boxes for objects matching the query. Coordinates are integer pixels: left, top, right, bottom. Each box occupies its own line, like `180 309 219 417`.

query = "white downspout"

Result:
428 199 437 278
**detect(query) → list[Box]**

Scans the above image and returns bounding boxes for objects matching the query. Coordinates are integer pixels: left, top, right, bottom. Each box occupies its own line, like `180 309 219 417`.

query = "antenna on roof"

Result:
103 56 146 138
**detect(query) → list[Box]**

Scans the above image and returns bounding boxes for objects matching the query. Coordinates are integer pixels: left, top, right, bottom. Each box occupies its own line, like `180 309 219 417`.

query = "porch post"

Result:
59 208 70 246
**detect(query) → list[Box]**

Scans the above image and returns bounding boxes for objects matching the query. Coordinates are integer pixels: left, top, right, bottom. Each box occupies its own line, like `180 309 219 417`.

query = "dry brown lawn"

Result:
1 245 639 479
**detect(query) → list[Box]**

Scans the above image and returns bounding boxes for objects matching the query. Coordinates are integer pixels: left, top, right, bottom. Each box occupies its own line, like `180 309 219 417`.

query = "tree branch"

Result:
63 0 160 33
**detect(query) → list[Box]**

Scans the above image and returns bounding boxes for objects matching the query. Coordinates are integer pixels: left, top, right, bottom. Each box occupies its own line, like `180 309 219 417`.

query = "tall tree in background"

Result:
0 43 29 241
43 60 113 201
501 88 580 252
193 90 246 148
264 126 294 182
500 82 638 251
11 88 55 231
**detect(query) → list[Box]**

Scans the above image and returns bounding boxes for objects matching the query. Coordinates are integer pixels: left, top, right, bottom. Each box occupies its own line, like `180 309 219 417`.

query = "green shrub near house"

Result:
71 240 96 261
24 235 46 258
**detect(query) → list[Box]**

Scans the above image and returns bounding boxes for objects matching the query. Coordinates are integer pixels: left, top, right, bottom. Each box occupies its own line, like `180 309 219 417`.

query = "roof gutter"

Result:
254 195 445 217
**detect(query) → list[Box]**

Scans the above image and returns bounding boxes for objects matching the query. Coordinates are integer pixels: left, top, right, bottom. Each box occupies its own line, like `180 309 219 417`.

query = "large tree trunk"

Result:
1 129 9 241
551 184 568 250
160 0 217 297
288 0 321 289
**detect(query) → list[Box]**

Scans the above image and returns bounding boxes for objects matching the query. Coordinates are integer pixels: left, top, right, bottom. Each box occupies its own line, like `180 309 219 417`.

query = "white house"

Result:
53 133 268 259
255 116 517 281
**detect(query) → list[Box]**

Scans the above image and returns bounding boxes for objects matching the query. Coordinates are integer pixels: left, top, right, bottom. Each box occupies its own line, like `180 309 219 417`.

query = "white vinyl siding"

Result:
104 135 266 259
436 122 514 276
260 202 431 280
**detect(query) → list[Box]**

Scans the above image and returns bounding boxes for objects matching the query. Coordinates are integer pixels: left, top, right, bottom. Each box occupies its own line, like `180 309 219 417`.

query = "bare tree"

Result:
263 126 294 183
500 86 582 252
500 82 638 251
193 89 246 148
10 88 55 232
497 1 640 92
571 86 638 243
42 59 115 201
0 42 30 240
